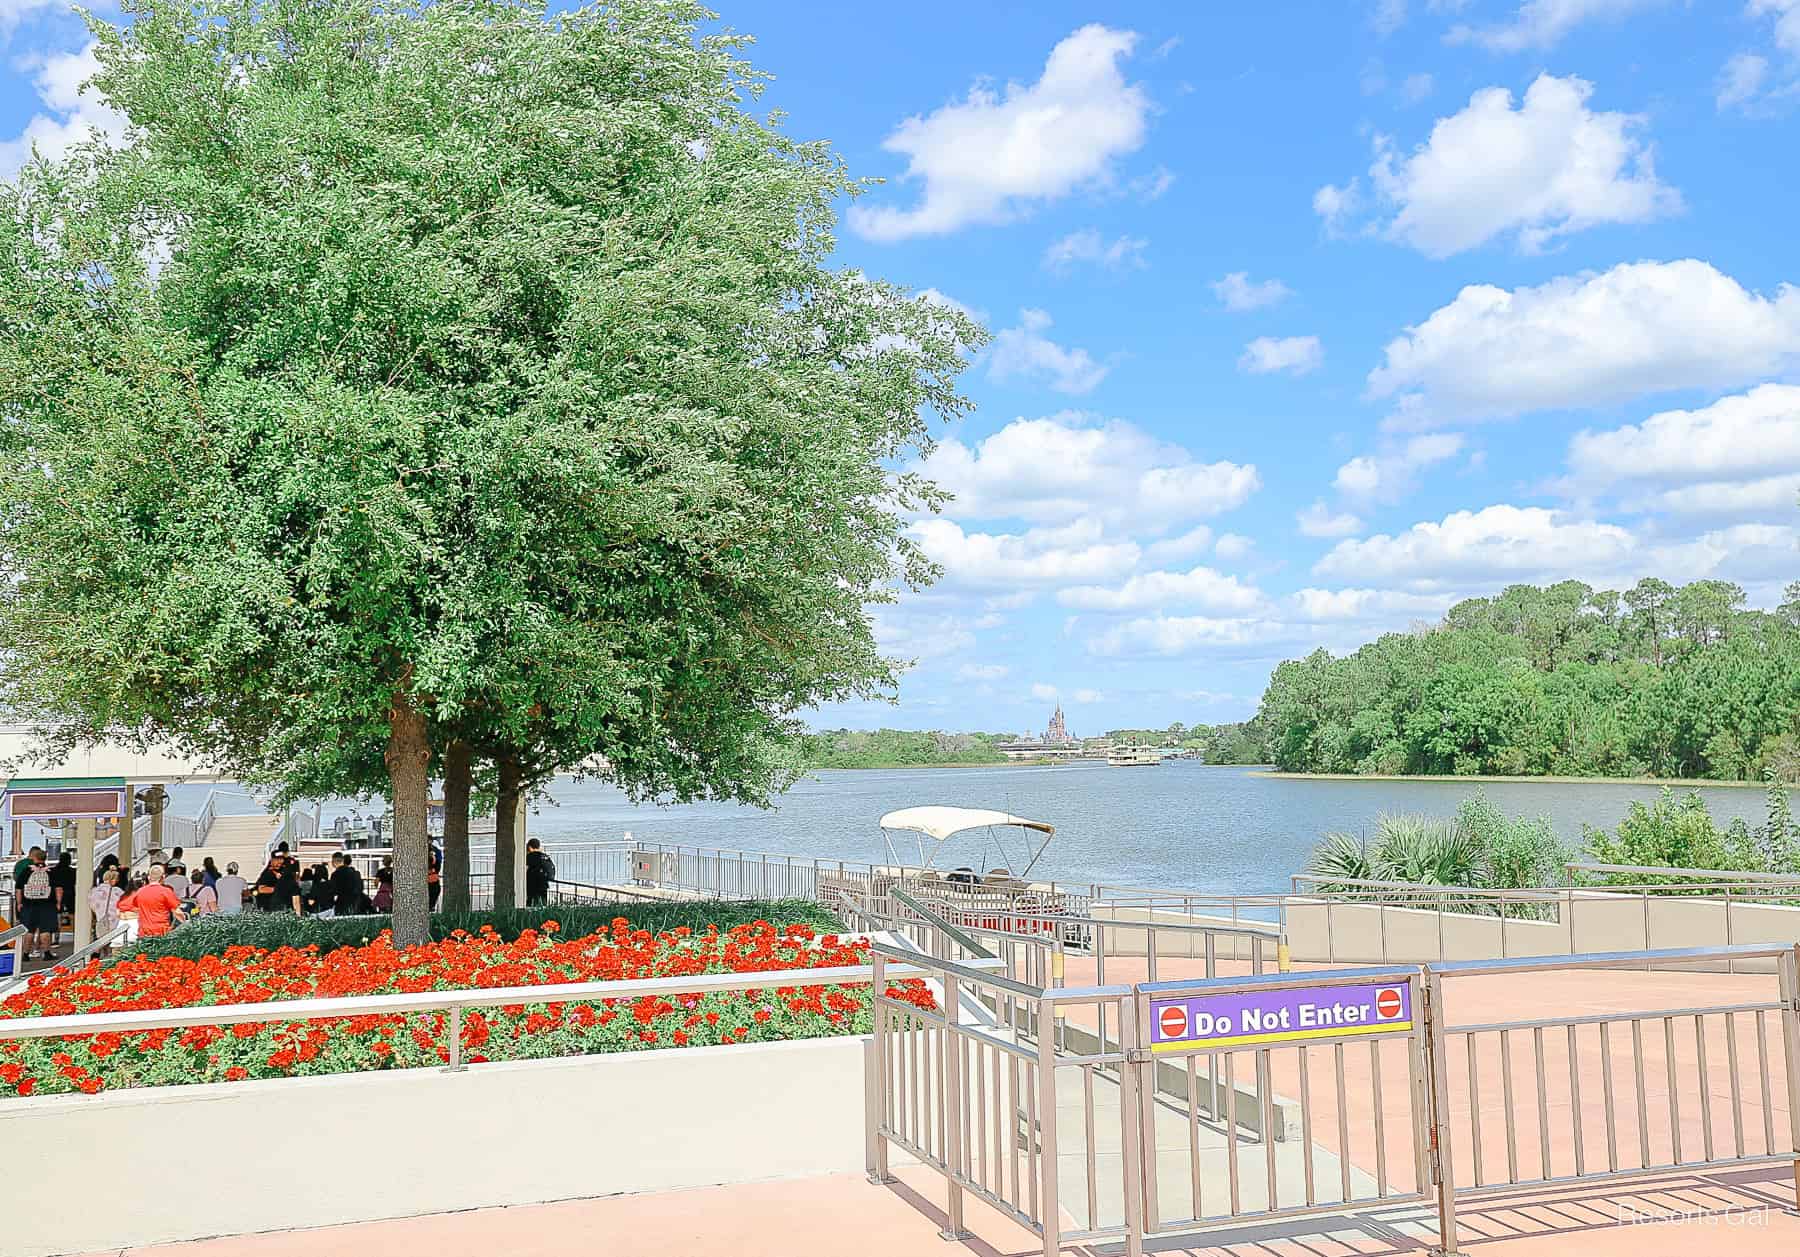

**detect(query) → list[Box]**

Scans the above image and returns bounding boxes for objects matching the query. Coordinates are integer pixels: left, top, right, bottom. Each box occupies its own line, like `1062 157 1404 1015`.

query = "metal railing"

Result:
0 954 986 1071
870 941 1800 1256
1425 944 1800 1251
869 940 1138 1251
0 923 130 998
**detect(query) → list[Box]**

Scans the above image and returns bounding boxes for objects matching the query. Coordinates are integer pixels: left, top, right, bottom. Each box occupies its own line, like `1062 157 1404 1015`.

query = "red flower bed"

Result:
0 918 936 1097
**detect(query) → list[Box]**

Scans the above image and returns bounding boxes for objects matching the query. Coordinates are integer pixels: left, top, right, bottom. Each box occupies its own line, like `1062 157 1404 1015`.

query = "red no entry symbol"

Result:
1375 988 1404 1020
1158 1004 1188 1040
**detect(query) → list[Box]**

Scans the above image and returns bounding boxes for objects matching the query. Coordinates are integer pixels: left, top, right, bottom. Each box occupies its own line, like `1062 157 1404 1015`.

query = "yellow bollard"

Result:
1277 941 1292 973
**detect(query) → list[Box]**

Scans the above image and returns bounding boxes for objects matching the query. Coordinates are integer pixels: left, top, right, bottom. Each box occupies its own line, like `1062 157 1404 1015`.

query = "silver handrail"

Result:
0 955 1004 1045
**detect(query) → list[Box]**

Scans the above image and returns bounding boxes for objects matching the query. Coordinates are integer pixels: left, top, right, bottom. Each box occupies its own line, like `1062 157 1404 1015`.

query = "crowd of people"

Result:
10 831 559 959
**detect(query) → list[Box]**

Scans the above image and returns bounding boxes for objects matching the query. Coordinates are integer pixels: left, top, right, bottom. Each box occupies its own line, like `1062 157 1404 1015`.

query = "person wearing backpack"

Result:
525 838 555 906
16 847 60 960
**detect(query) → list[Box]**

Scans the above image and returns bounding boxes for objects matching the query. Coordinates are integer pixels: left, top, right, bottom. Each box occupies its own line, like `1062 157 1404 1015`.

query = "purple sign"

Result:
1149 980 1413 1054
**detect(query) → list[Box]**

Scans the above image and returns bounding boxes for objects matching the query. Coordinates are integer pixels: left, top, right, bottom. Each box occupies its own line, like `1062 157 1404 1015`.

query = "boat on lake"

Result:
1106 746 1163 767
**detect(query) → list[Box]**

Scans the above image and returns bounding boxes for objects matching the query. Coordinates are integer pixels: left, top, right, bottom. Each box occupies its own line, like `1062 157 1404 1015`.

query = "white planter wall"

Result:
1 1035 877 1257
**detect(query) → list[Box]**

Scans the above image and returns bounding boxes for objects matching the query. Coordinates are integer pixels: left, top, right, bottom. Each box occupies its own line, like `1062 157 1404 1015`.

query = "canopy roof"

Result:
877 806 1055 842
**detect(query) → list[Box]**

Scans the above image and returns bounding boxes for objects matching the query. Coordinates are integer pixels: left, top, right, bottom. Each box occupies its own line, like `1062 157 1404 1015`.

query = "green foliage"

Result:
1257 578 1800 781
109 898 846 964
1454 794 1566 891
1581 788 1787 881
1104 718 1270 764
0 0 980 942
1306 790 1570 900
802 729 1009 769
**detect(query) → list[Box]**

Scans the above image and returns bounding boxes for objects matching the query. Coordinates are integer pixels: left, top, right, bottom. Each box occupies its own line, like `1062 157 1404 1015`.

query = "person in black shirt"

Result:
327 854 364 917
525 839 554 906
257 855 303 915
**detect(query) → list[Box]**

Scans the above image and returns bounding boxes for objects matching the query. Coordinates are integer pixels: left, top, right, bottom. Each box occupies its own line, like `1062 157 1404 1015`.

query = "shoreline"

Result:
1250 770 1786 790
804 759 1064 772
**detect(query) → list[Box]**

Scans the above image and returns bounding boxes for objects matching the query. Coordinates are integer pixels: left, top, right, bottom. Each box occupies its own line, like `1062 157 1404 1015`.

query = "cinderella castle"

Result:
1043 703 1074 745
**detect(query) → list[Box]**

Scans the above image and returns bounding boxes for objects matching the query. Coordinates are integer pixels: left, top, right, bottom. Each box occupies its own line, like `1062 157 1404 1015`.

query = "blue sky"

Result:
5 1 1799 737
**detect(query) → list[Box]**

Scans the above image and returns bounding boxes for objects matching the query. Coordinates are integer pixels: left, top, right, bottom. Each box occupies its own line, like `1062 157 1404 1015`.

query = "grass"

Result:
109 897 848 964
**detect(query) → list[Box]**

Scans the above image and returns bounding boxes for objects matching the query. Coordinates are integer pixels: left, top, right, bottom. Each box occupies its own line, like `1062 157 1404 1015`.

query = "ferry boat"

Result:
1106 746 1162 766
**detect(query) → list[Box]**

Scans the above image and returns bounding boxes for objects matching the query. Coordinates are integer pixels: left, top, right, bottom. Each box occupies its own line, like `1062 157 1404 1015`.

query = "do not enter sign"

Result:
1158 1004 1188 1040
1375 988 1404 1020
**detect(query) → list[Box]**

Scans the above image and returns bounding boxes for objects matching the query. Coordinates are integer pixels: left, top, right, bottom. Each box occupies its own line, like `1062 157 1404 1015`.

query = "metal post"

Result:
1118 997 1146 1257
72 817 97 952
118 784 135 873
1422 970 1460 1255
870 951 894 1183
1725 887 1735 974
1779 946 1800 1209
939 972 969 1240
1036 998 1061 1257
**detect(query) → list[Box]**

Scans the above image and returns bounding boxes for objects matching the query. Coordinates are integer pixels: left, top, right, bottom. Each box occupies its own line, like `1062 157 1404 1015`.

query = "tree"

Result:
0 0 978 943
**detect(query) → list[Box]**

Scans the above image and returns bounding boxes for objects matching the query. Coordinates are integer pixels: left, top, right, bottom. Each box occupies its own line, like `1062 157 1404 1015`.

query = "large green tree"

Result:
0 0 979 943
1255 578 1800 782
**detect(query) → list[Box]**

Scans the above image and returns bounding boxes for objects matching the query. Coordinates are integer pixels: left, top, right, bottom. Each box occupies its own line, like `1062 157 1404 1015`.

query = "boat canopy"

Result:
877 807 1054 841
877 806 1056 879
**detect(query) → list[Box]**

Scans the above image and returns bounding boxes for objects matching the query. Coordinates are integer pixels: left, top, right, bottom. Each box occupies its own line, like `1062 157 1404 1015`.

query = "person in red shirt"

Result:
119 865 185 938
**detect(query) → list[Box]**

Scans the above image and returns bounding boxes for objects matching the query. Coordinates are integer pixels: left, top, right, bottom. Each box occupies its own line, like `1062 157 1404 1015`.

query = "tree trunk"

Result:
493 752 521 910
440 739 472 914
385 689 433 948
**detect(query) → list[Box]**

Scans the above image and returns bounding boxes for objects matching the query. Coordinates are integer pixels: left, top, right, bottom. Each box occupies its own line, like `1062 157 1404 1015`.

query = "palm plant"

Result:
1305 831 1378 896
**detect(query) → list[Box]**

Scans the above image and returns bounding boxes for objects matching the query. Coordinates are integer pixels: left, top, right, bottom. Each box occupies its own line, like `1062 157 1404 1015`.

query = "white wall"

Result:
1 1035 877 1257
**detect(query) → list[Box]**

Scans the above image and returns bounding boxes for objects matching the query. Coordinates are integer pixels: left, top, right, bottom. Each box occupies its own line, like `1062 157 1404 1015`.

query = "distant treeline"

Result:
801 728 1010 769
801 721 1274 768
1257 579 1800 781
1103 720 1270 765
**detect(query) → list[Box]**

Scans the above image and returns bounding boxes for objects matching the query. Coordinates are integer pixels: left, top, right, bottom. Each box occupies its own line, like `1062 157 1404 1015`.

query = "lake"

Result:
166 763 1790 898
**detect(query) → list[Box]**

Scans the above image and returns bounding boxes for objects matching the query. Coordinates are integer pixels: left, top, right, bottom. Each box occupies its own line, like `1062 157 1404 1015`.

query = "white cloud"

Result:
1717 53 1771 111
1088 615 1266 657
1447 0 1665 53
1313 504 1639 590
1043 229 1148 273
915 414 1260 528
1312 180 1360 232
1368 260 1800 426
1751 0 1800 55
957 663 1011 681
873 610 978 662
1213 533 1255 561
1239 335 1323 375
1212 272 1291 311
1723 3 1800 111
849 25 1150 241
1298 500 1365 538
1333 433 1465 504
988 309 1109 394
1325 75 1678 258
1072 688 1105 704
1056 566 1267 613
909 518 1140 590
1564 384 1800 517
1373 0 1408 35
1030 682 1060 702
1400 73 1436 105
1291 587 1460 622
1128 166 1176 200
0 43 130 179
1143 524 1214 564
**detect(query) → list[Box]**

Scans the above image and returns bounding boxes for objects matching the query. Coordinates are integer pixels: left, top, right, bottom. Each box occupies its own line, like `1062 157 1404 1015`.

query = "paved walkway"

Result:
72 1163 1799 1257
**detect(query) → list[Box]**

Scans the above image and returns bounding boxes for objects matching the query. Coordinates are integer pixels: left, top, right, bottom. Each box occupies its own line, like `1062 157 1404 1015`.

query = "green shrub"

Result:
110 898 847 965
1303 790 1569 913
1582 788 1766 887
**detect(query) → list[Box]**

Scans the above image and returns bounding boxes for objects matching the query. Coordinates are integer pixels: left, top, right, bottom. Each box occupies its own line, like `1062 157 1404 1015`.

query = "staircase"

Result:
195 814 283 876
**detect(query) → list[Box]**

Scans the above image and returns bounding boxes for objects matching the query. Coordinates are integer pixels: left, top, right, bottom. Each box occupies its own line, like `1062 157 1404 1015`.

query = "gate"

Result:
1129 967 1444 1242
869 938 1800 1256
